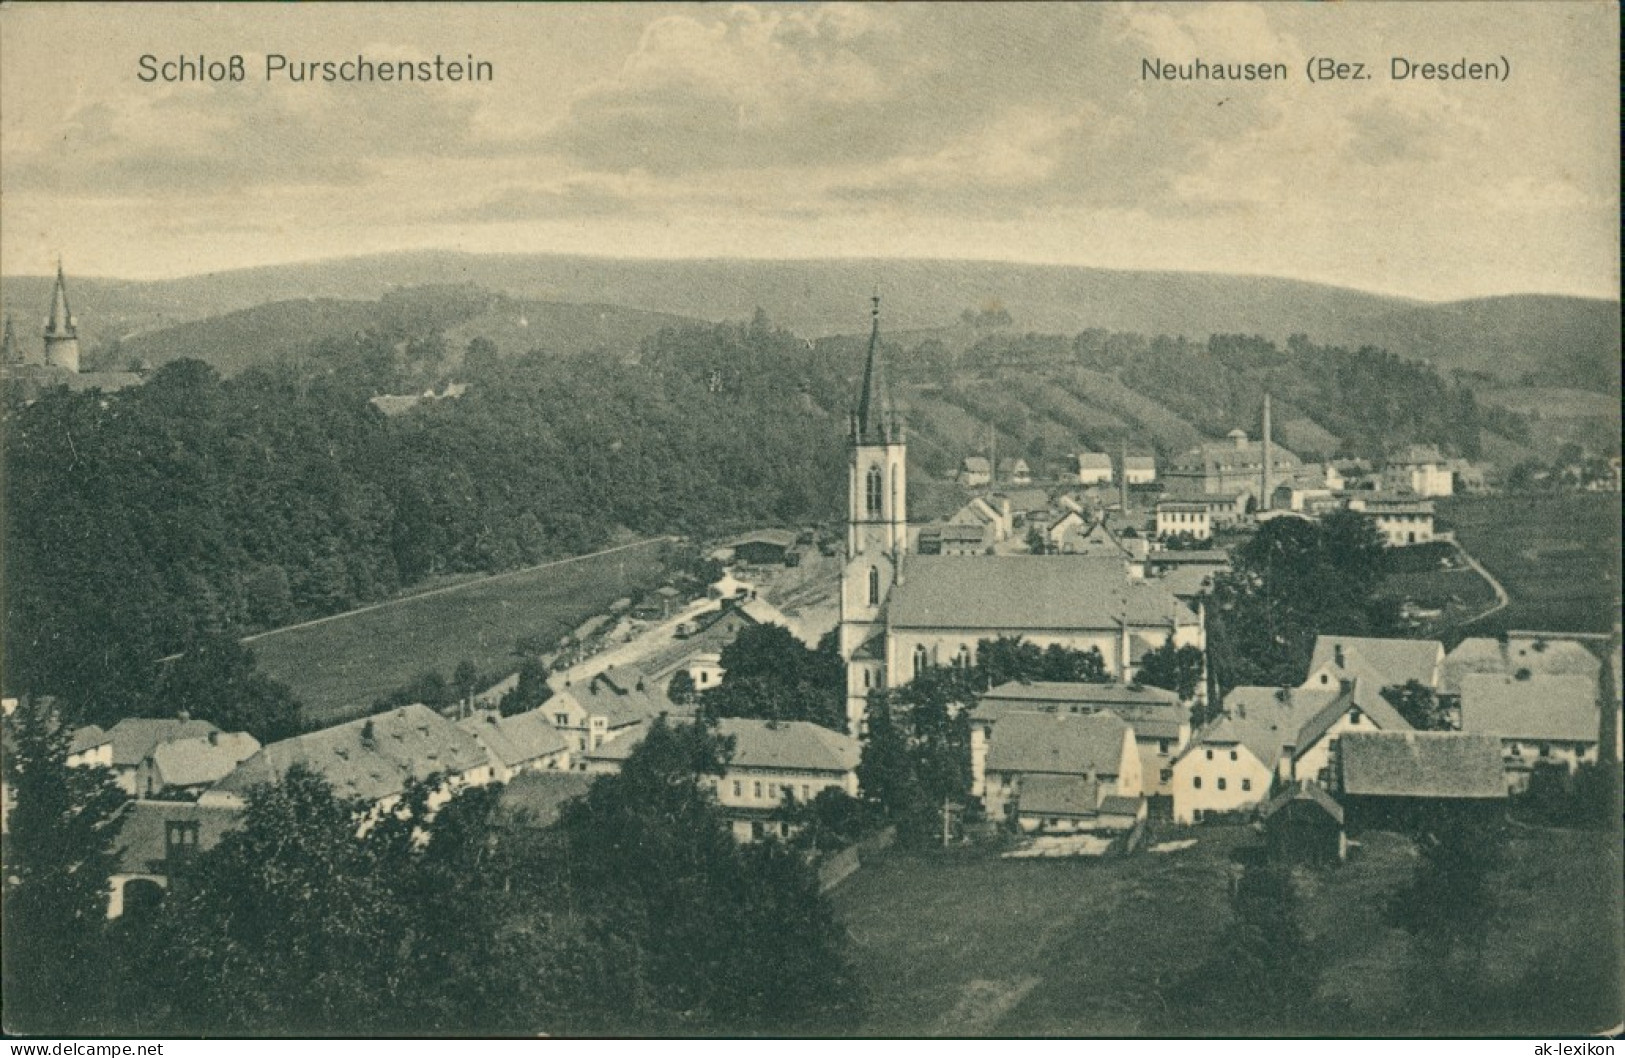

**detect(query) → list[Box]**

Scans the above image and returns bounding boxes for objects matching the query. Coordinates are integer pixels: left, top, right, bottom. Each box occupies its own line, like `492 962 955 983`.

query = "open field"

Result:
828 822 1622 1037
1441 493 1621 635
248 539 672 726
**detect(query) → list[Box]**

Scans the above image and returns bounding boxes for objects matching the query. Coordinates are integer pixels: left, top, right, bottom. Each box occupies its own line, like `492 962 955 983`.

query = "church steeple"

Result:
852 294 899 444
0 315 21 366
42 260 81 373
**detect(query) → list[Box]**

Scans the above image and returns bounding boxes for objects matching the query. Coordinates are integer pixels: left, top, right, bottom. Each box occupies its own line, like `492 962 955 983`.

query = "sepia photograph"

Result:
0 0 1620 1041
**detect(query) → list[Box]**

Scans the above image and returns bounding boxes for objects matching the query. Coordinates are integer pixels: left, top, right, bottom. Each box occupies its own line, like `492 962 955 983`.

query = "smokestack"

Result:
1119 437 1129 516
1261 393 1273 512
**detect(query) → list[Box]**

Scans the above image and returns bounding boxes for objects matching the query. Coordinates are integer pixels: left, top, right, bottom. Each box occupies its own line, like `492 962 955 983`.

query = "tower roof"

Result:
853 295 896 443
45 262 76 338
0 315 20 365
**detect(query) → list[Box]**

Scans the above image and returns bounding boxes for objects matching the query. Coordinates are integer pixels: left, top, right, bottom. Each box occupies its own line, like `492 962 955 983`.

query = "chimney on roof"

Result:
177 710 190 722
208 731 219 746
1334 643 1345 668
361 719 376 749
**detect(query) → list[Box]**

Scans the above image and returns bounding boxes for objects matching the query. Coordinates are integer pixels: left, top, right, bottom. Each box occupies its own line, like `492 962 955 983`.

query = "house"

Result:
545 668 684 751
1124 455 1157 485
65 724 113 769
1301 636 1445 693
1439 633 1602 701
201 704 494 817
133 731 261 800
969 680 1187 798
107 800 242 919
1075 452 1114 485
90 717 224 796
1345 492 1435 546
995 488 1051 521
1260 782 1346 865
458 709 572 783
958 456 992 487
1050 515 1142 568
1270 483 1339 514
938 521 992 556
1288 679 1412 787
1044 509 1085 552
1458 673 1601 791
1335 731 1506 829
948 495 1012 543
710 718 861 842
728 530 799 566
1163 428 1301 504
998 457 1033 486
1155 501 1211 542
1385 445 1454 498
981 711 1143 832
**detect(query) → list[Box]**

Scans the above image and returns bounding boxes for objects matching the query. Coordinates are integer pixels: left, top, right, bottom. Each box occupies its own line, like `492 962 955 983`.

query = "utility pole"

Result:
942 796 953 848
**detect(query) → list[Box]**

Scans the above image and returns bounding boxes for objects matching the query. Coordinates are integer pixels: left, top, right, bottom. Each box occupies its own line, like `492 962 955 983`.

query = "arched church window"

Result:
868 566 880 606
866 465 883 515
913 644 929 677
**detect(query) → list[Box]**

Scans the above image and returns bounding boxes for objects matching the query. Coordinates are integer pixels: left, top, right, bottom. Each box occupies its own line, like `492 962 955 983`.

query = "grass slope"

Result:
830 823 1622 1037
1441 493 1621 635
248 539 671 727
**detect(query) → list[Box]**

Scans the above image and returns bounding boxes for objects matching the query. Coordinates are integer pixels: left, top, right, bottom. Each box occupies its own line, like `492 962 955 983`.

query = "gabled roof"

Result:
1188 686 1341 768
961 456 992 473
718 718 860 774
459 710 571 769
113 800 242 876
1458 673 1599 743
1017 774 1099 817
1304 636 1443 692
67 724 109 756
581 723 649 764
887 556 1197 631
151 732 261 789
1338 731 1506 800
1124 456 1156 471
995 488 1050 513
1259 781 1344 825
1441 636 1601 696
211 704 488 806
1075 453 1113 470
105 718 221 768
1293 679 1411 759
986 711 1130 777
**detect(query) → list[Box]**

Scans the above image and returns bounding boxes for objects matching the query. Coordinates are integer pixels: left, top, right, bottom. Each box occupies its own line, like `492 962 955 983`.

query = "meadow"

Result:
247 539 671 726
1441 493 1621 635
828 822 1623 1037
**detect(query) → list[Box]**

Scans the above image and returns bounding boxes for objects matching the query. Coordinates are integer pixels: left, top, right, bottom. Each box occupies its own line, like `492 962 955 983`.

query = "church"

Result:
838 301 1206 729
1 263 143 401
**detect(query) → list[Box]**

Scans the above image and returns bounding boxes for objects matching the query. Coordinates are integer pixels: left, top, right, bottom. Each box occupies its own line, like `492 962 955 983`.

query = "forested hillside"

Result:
2 315 845 719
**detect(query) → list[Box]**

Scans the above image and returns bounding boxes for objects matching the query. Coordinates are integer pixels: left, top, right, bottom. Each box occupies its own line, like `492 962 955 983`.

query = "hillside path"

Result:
1452 537 1510 627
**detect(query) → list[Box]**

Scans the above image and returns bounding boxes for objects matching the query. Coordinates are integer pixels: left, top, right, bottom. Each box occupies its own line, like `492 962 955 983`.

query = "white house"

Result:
1288 680 1413 786
998 457 1033 486
1385 445 1454 498
545 668 685 751
458 708 572 783
133 731 261 800
1345 493 1435 547
84 717 223 796
981 711 1143 832
1155 501 1212 542
1075 452 1114 486
1124 455 1157 485
958 456 992 487
1458 672 1601 791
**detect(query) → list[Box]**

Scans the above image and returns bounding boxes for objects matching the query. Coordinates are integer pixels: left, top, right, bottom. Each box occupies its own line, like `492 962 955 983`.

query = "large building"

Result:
837 302 1205 728
1163 406 1300 506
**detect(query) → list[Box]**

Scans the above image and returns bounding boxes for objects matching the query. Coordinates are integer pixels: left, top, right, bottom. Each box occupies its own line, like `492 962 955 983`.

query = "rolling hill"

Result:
3 252 1617 391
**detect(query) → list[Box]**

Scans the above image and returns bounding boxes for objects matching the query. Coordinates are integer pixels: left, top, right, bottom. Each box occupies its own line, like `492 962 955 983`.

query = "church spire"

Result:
0 315 20 365
853 293 896 443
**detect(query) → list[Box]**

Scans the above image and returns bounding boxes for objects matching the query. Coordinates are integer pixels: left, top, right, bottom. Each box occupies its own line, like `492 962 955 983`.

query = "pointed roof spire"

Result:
0 314 20 365
854 293 894 443
45 260 76 338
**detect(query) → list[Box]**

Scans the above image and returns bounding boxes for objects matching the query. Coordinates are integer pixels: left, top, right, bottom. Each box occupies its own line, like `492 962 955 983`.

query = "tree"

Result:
1381 679 1451 731
1135 640 1206 703
699 623 846 731
667 669 697 706
500 657 554 717
154 629 303 743
452 659 480 717
1 697 128 1034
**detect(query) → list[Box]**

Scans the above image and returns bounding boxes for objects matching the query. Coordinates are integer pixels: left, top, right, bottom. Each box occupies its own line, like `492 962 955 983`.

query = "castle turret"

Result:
0 315 22 366
42 263 81 373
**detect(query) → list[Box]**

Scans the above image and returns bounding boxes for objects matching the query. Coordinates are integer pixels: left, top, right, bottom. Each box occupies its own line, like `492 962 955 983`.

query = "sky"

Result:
0 2 1618 300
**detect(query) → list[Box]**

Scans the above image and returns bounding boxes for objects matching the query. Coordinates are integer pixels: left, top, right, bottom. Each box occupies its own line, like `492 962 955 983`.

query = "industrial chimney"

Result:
1261 393 1274 512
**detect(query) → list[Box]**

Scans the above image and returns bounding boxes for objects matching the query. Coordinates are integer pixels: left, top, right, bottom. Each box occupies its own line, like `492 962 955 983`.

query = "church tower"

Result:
839 296 908 730
42 263 81 373
0 315 22 366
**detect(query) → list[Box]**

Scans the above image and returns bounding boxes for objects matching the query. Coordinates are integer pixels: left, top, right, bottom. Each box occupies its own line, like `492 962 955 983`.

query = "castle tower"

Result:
42 263 81 373
0 315 21 366
839 296 907 730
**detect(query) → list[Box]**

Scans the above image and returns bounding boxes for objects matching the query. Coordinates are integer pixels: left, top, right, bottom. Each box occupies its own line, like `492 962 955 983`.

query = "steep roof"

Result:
718 718 860 774
1440 636 1601 696
1190 686 1341 768
1076 453 1113 469
113 800 242 876
961 456 991 473
854 297 895 444
1259 781 1344 825
1304 636 1443 691
211 704 488 806
458 710 570 769
105 718 221 768
581 723 649 764
1292 679 1411 758
886 556 1196 631
151 732 261 789
67 724 109 756
986 711 1130 777
1458 673 1600 743
1338 731 1506 800
1018 774 1099 817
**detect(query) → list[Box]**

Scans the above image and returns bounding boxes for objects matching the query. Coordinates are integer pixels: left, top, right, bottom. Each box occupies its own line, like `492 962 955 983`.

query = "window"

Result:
1539 742 1550 758
699 671 710 685
914 644 929 677
1509 741 1522 757
1158 740 1170 755
554 713 570 726
1193 776 1202 789
769 783 780 799
1205 749 1213 761
1229 750 1237 762
1241 778 1252 792
1217 778 1227 791
732 780 742 798
1350 710 1361 725
753 782 762 798
868 566 880 606
863 669 872 689
1160 769 1173 783
865 465 883 515
802 785 811 800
